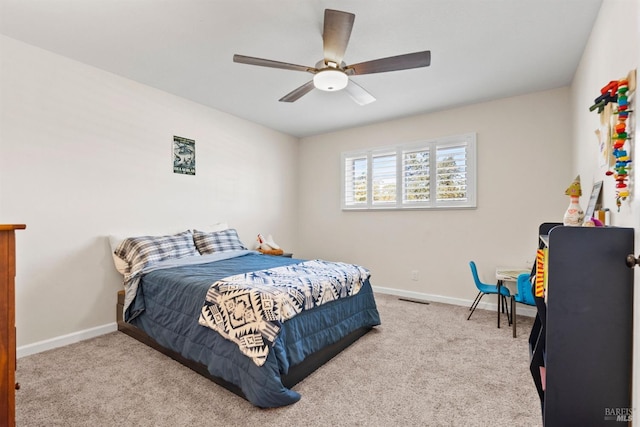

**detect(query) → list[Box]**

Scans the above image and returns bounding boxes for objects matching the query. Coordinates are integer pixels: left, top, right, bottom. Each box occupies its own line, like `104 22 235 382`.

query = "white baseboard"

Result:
17 322 118 359
17 287 536 358
372 285 538 317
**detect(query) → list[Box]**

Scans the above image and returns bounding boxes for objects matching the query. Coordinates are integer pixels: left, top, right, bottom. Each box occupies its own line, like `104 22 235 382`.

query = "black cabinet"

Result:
529 223 633 426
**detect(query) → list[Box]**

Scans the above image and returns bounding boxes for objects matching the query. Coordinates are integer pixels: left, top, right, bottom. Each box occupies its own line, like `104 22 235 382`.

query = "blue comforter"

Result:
127 252 381 407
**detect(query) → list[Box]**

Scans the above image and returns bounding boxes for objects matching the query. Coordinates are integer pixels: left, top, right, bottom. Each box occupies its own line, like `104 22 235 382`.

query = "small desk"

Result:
495 268 529 328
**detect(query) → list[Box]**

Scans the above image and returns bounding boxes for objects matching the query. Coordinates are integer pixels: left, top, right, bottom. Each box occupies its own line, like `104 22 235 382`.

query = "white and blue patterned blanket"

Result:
198 259 370 366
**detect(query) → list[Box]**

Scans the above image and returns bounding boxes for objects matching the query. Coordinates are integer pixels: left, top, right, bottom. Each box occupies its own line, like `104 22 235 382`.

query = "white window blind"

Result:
436 143 468 202
372 152 396 205
402 148 430 204
341 133 476 210
343 154 368 206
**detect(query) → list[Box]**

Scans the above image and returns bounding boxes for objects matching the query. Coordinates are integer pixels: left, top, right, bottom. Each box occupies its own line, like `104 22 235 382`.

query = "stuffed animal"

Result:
256 234 283 255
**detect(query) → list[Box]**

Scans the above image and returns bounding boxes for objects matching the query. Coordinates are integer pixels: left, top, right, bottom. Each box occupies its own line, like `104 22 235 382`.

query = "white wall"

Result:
0 35 300 348
572 0 638 223
569 0 639 417
297 88 572 303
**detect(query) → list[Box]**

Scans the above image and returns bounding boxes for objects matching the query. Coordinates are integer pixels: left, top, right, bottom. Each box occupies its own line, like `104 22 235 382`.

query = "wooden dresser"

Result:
0 224 25 427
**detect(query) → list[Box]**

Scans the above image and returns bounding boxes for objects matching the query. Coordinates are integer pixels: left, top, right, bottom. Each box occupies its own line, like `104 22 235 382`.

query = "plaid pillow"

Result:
193 228 247 254
114 230 198 277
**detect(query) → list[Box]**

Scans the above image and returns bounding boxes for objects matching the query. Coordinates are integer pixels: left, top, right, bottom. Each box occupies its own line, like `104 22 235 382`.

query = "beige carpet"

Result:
16 294 541 426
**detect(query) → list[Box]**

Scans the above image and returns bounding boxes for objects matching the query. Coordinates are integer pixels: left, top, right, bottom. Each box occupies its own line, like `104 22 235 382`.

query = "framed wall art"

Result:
173 135 195 175
584 180 603 220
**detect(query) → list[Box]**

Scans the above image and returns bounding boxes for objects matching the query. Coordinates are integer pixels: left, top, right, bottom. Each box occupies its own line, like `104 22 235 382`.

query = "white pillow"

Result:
109 235 129 275
192 222 229 233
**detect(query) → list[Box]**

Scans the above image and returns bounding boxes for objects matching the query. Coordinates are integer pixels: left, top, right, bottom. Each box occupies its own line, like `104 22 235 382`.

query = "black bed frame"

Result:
116 291 373 401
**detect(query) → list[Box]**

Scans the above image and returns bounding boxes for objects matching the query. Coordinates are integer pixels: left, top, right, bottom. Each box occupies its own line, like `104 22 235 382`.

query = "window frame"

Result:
341 133 477 210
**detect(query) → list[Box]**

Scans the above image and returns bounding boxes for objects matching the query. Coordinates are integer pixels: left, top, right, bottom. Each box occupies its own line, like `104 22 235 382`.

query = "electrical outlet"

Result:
411 270 419 281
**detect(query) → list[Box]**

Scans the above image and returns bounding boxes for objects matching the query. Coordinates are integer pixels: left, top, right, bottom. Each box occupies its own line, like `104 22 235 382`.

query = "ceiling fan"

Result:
233 9 431 105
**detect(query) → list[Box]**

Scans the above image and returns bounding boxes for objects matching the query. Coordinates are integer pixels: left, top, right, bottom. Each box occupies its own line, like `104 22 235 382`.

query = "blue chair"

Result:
510 272 536 337
467 261 511 325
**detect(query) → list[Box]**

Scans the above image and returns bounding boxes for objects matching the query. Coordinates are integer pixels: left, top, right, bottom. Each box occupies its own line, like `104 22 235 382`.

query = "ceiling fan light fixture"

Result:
313 69 348 91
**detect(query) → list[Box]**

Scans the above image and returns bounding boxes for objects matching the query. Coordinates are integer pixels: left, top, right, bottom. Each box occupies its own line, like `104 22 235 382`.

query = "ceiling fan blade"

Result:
323 9 355 66
233 54 316 73
347 51 431 75
344 80 376 106
279 80 316 102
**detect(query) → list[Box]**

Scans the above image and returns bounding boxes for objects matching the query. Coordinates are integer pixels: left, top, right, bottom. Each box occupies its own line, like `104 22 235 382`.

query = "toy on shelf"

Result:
563 175 584 226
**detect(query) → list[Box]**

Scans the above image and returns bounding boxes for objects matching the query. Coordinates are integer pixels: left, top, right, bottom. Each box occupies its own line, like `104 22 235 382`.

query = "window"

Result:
342 133 476 210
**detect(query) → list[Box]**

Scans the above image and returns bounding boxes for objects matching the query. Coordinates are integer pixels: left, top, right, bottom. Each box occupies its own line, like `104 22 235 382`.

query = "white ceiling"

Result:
0 0 603 138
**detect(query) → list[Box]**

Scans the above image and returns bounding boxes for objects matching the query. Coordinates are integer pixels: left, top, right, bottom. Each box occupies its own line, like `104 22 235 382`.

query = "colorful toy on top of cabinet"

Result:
591 69 636 212
563 175 584 226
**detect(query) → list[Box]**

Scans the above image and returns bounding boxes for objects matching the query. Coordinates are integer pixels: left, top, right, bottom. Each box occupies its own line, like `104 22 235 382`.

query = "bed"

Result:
111 228 380 408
